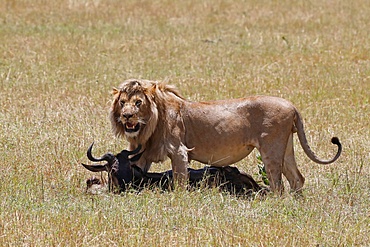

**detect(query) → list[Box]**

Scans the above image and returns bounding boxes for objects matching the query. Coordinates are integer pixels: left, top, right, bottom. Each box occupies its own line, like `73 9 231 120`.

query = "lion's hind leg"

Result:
258 142 286 194
283 133 305 192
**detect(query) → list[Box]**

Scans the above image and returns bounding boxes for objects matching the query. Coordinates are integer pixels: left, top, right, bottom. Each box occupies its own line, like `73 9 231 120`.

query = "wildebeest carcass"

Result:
81 143 266 195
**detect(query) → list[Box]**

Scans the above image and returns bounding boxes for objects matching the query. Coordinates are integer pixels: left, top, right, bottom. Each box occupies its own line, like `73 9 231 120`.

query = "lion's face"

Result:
110 80 158 141
115 91 148 137
112 90 151 138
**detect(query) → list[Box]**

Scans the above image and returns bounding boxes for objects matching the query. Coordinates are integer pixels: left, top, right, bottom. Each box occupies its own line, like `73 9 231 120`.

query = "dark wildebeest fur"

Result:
82 143 265 195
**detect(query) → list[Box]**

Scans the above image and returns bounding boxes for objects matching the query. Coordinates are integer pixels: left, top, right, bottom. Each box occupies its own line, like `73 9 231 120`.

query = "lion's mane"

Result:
109 79 185 170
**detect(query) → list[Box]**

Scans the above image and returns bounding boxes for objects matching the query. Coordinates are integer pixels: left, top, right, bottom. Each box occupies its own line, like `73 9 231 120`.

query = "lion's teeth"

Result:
126 123 136 129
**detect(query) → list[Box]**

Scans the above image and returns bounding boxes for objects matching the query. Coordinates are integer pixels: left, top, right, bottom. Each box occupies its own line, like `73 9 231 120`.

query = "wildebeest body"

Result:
82 143 265 195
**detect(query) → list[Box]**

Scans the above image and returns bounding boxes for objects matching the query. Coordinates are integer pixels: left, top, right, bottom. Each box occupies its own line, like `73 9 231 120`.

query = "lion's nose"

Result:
122 113 133 119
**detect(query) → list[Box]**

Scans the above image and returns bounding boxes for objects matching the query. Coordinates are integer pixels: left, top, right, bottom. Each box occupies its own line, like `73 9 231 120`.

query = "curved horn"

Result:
87 142 116 163
81 163 108 172
128 144 144 162
128 144 142 156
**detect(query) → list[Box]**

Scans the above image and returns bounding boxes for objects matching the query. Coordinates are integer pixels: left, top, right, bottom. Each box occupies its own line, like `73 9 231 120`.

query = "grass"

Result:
0 0 369 246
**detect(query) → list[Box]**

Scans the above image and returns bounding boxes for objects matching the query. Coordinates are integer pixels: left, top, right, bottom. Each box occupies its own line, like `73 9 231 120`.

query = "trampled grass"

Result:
0 0 369 246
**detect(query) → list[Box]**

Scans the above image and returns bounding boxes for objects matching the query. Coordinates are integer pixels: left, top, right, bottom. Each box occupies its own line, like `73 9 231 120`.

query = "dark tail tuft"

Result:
331 137 341 145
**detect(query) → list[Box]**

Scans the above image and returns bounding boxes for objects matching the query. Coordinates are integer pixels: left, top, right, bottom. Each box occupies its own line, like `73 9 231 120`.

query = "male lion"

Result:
110 79 342 193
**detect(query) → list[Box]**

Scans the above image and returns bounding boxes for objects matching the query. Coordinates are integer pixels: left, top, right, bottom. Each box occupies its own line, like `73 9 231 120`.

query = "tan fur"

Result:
110 79 342 192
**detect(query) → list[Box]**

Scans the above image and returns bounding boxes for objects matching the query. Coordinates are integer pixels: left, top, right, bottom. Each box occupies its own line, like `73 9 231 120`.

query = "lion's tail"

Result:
294 108 342 164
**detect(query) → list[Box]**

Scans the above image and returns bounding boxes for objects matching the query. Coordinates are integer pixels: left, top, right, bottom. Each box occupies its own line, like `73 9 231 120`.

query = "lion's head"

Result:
109 79 183 149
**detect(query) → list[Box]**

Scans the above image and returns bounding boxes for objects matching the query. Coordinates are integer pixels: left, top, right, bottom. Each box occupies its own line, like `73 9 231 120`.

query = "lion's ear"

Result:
145 82 157 96
111 88 122 103
112 87 120 96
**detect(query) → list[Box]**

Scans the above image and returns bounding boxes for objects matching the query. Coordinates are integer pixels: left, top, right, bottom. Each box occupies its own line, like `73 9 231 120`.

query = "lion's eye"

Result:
135 100 142 107
119 100 125 107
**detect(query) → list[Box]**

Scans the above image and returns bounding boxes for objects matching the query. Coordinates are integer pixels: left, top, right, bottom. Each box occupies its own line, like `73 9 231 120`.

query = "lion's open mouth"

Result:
125 122 140 133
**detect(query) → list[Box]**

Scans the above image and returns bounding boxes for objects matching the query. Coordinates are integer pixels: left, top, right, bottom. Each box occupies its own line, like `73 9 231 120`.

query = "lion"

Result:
109 79 342 193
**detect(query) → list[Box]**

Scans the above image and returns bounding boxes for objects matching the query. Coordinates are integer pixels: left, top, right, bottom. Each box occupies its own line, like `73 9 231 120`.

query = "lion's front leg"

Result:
169 143 190 188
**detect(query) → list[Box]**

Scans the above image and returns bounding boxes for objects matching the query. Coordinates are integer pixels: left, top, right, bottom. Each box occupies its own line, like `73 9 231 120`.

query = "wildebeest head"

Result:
81 143 142 192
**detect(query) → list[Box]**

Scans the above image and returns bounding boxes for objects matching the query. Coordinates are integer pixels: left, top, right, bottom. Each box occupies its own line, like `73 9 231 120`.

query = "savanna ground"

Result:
0 0 369 246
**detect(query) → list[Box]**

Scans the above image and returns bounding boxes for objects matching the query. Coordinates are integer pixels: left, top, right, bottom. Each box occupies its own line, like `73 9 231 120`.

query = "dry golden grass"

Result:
0 0 369 246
